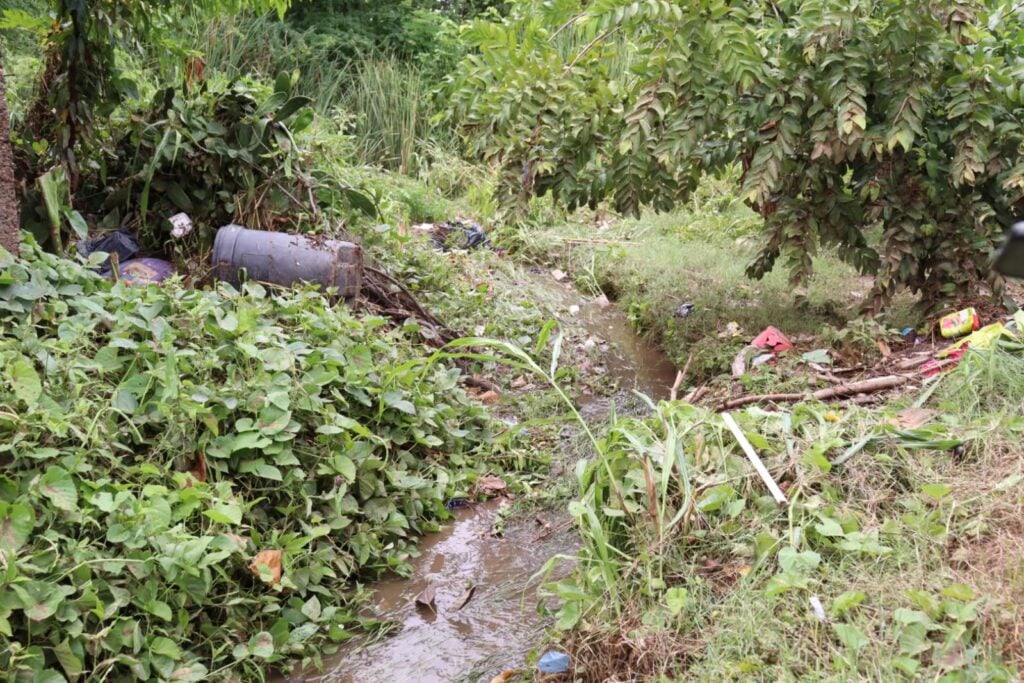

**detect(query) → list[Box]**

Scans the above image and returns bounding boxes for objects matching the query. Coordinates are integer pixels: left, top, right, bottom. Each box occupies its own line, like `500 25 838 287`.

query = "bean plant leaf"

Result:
249 631 275 658
9 356 42 406
204 502 243 526
39 466 78 511
0 502 35 553
833 623 870 652
665 587 688 616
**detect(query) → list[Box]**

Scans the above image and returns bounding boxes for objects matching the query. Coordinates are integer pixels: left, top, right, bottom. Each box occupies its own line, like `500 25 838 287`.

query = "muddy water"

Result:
300 503 576 683
530 275 680 404
295 275 677 683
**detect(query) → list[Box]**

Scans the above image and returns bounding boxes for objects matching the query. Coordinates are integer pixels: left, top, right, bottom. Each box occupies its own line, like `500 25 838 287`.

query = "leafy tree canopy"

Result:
1 0 292 187
446 0 1024 307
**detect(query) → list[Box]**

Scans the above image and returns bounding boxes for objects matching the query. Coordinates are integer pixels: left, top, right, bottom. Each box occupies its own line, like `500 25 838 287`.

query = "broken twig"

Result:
669 352 693 401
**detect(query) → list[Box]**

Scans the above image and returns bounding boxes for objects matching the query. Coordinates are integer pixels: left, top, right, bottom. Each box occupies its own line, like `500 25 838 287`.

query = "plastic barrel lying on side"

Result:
211 225 362 299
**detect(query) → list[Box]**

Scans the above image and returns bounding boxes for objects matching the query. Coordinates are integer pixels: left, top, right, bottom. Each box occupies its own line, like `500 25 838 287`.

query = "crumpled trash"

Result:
922 322 1011 376
939 307 981 339
169 212 193 239
118 258 176 286
77 229 139 274
538 651 570 674
430 219 489 251
675 302 696 318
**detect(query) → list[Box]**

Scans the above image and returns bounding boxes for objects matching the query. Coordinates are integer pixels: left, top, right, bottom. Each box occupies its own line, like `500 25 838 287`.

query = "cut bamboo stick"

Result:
721 412 789 505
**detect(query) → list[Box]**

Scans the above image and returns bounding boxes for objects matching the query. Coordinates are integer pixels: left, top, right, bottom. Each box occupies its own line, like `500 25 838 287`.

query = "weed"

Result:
530 337 1024 680
0 239 517 680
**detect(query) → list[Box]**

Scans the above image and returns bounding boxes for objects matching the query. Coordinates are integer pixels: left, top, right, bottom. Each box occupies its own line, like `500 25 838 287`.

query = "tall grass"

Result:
173 13 450 174
338 57 440 173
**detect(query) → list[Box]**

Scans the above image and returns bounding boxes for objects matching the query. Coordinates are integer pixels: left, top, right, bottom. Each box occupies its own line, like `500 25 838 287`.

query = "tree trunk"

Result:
0 51 20 256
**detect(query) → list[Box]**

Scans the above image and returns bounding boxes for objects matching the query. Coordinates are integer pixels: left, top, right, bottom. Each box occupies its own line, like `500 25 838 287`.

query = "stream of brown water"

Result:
287 276 678 683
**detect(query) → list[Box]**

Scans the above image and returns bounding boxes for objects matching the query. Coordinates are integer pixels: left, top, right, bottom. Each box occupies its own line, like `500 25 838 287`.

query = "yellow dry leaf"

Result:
249 549 282 584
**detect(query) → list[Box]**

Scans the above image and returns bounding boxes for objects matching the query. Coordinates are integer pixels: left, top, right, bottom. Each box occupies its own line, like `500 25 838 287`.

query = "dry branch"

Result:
719 375 910 410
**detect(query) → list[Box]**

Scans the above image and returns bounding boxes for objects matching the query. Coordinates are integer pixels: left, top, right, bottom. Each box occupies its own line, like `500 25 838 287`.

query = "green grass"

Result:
178 13 456 175
511 172 922 377
537 345 1024 680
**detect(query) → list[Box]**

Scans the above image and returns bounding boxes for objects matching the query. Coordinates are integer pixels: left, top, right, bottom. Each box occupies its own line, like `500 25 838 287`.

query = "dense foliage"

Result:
0 241 500 680
447 0 1024 306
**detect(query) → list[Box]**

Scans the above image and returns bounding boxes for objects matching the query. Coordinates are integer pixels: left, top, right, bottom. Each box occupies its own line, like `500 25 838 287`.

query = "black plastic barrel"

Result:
212 225 362 298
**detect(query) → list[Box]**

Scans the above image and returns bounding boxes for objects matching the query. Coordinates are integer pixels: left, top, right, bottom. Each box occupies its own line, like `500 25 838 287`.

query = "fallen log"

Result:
719 375 910 410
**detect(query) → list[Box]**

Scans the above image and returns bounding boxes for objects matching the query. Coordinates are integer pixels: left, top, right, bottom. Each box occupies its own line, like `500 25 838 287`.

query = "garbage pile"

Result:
701 305 1023 411
413 219 489 252
77 228 176 285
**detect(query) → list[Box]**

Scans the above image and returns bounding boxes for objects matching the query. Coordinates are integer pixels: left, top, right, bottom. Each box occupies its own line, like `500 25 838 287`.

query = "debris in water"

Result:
593 294 612 308
538 650 571 674
453 583 476 611
415 581 437 612
551 269 568 282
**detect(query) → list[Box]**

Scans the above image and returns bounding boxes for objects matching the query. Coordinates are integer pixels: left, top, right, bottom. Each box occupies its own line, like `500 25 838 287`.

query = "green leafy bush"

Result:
102 75 315 245
0 241 498 680
447 0 1024 307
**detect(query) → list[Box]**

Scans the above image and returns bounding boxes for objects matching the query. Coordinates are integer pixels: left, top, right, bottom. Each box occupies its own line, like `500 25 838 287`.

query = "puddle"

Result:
295 501 575 683
287 273 676 683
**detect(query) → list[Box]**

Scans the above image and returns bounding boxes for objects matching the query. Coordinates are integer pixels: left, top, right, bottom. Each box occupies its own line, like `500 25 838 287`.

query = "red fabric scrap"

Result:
751 326 794 352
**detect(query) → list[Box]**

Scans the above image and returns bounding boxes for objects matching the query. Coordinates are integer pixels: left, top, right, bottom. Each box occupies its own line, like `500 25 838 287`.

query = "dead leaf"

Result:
593 294 611 308
454 583 476 611
415 582 437 611
479 390 501 405
489 672 515 683
551 269 567 282
877 340 892 358
476 475 507 496
889 407 937 429
510 376 527 389
190 452 207 483
249 549 282 584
